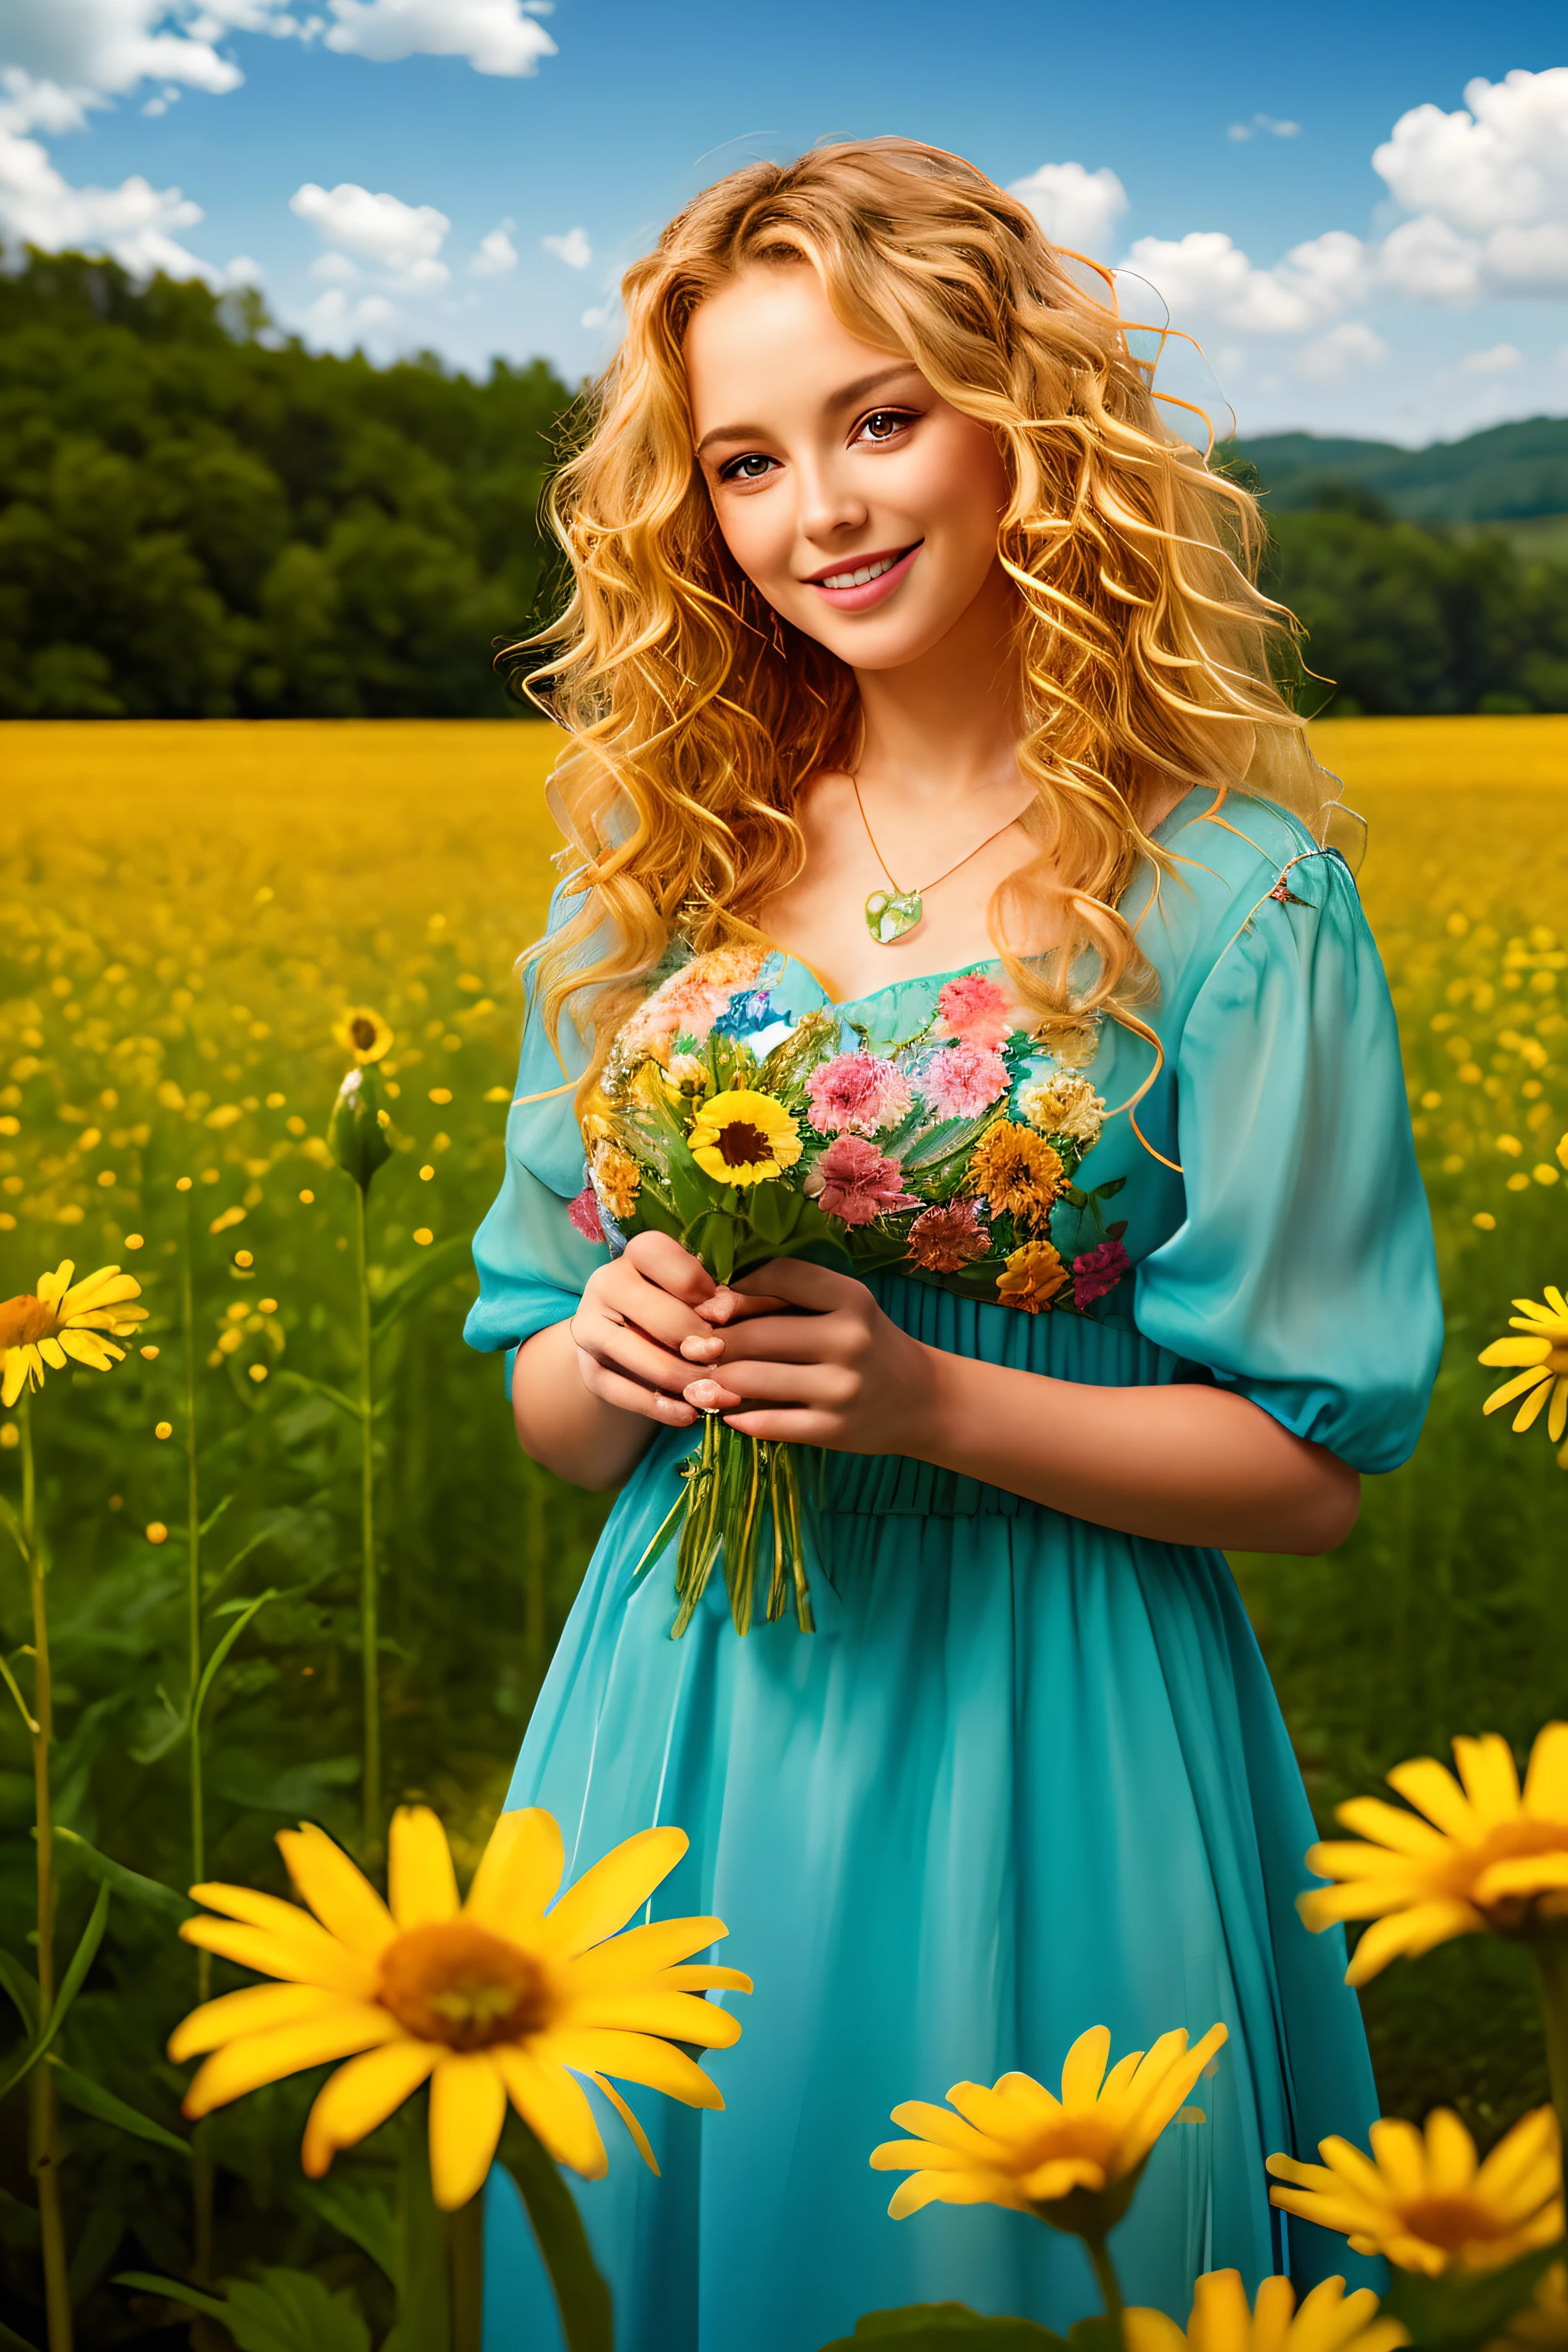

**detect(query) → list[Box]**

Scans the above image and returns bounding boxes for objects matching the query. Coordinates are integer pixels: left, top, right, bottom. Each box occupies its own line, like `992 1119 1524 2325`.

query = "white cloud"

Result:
1369 69 1568 300
541 224 590 270
469 219 517 276
0 1 250 100
1227 113 1301 142
580 302 611 329
1119 227 1365 335
1460 341 1523 374
1008 161 1127 258
290 179 449 283
322 0 557 74
306 283 399 344
1295 322 1390 384
0 119 243 280
309 247 359 282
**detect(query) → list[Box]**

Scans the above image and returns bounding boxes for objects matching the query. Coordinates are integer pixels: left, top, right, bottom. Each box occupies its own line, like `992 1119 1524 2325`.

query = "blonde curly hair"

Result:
511 136 1331 1100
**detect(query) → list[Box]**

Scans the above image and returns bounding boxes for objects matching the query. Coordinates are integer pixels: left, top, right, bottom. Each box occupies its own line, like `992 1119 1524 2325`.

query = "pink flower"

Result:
921 1040 1009 1120
813 1135 922 1227
1073 1237 1129 1308
936 971 1011 1049
806 1051 913 1137
567 1184 606 1243
906 1199 989 1272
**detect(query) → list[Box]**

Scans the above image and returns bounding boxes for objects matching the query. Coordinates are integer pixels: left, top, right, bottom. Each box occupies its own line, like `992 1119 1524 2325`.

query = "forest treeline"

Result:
2 250 1566 719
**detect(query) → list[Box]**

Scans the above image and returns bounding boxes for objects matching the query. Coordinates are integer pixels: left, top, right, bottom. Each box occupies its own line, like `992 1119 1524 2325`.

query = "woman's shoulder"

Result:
1138 785 1361 995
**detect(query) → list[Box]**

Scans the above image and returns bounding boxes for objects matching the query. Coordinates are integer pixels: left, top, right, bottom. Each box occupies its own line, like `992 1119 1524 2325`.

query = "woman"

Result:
465 139 1442 2350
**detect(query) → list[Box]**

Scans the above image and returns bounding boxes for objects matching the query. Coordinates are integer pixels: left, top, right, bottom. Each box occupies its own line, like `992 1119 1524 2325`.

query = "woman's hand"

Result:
569 1230 728 1430
680 1259 938 1454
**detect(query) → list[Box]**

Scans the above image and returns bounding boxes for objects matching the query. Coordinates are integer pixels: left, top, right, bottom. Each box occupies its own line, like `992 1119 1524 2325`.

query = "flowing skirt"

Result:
483 1295 1378 2352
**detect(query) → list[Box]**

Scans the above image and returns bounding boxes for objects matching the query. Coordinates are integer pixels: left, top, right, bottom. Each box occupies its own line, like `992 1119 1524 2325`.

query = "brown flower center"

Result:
0 1295 53 1351
377 1920 552 2051
1400 2193 1516 2252
717 1121 769 1167
351 1018 379 1052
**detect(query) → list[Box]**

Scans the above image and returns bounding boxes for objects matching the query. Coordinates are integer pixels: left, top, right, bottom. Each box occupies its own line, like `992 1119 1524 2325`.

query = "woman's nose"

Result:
795 459 868 545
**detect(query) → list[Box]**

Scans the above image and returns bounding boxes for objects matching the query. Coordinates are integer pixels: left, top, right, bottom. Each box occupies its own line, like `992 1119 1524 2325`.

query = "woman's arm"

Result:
683 1260 1361 1555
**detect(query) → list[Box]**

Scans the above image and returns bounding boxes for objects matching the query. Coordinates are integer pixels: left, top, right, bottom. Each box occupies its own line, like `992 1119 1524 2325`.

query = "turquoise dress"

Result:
464 787 1442 2352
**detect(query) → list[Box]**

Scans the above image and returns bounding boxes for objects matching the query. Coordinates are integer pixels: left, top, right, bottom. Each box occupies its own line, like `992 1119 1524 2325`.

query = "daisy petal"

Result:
465 1808 565 1936
545 2027 724 2108
585 2070 659 2175
278 1823 396 1957
168 1981 345 2063
1524 1726 1568 1823
430 2050 508 2210
494 2046 607 2177
182 2004 400 2117
302 2040 436 2177
541 1828 689 1956
389 1805 460 1929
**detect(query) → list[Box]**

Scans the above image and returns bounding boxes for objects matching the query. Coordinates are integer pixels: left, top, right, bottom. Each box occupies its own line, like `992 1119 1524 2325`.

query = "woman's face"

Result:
685 264 1013 673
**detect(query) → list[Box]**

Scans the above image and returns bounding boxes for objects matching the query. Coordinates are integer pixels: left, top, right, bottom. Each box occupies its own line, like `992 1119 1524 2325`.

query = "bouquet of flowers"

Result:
572 946 1131 1639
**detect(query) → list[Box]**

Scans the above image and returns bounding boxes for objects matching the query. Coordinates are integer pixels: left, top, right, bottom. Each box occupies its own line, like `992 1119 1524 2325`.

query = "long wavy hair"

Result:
511 136 1331 1102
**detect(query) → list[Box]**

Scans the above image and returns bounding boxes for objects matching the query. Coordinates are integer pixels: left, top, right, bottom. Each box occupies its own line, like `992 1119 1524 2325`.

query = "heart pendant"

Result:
865 887 923 945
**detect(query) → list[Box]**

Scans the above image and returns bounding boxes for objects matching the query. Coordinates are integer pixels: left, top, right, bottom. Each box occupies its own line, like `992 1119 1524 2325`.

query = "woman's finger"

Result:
623 1228 719 1305
695 1311 856 1367
575 1311 700 1397
692 1285 790 1327
605 1268 722 1354
580 1360 699 1427
684 1360 854 1409
732 1259 860 1312
722 1407 841 1444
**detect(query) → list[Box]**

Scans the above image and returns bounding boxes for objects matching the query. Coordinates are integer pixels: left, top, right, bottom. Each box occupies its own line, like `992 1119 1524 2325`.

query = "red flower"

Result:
936 971 1011 1049
1072 1237 1129 1308
906 1199 989 1273
815 1136 921 1227
567 1184 605 1243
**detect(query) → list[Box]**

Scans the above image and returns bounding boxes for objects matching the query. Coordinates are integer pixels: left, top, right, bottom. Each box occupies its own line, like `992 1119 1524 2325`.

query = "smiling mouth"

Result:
818 549 909 590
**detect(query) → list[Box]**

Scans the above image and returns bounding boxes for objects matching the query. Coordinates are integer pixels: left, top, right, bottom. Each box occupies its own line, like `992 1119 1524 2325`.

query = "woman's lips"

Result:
805 541 922 612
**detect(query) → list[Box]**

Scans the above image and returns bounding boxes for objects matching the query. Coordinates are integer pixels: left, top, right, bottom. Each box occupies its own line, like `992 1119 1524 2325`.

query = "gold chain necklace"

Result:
852 773 1030 945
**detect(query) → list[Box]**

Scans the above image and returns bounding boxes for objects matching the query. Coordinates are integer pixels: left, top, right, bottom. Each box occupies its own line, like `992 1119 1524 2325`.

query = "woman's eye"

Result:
720 452 776 483
857 409 915 443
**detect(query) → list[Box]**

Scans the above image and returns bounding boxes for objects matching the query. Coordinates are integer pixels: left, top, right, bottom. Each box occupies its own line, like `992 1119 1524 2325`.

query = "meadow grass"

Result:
0 714 1566 2331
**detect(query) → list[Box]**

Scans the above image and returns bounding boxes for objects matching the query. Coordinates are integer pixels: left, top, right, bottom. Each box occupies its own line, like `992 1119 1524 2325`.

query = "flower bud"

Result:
328 1065 392 1193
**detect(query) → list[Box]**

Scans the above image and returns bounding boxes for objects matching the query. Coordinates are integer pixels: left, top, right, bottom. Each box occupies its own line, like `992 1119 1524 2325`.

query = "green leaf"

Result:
0 1949 39 2034
117 2266 371 2352
371 1233 474 1339
192 1589 278 1732
0 2317 42 2351
1381 2241 1563 2350
0 1488 34 1567
273 1368 364 1423
48 2058 191 2157
818 2307 1070 2349
199 1491 237 1539
55 1827 194 1921
497 2108 614 2352
0 1881 110 2101
292 2175 398 2282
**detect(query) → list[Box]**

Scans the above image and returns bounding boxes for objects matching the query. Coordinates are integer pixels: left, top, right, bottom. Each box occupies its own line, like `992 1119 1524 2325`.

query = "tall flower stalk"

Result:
175 1177 216 2278
1 1260 146 2352
328 1011 394 1862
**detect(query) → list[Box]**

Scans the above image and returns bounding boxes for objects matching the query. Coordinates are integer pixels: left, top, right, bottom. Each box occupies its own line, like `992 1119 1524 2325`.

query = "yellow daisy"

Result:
169 1805 750 2211
1 1261 147 1408
870 2020 1227 2238
1481 1290 1568 1465
1499 2259 1568 2350
997 1239 1070 1314
1298 1725 1568 1982
1122 2269 1409 2352
332 1005 394 1065
1266 2107 1560 2277
688 1089 802 1187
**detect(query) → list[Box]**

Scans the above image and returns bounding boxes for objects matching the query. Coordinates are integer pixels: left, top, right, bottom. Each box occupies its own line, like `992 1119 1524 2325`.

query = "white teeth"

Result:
822 553 900 590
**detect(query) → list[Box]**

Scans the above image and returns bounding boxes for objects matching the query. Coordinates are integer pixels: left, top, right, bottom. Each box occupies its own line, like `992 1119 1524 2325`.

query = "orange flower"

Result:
998 1240 1069 1314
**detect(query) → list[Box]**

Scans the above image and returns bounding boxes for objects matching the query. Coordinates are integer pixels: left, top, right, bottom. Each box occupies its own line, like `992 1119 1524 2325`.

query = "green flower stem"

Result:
399 2093 451 2352
1530 1932 1568 2154
450 2192 485 2352
355 1181 381 1864
1084 2233 1126 2352
178 1187 214 2282
21 1396 72 2351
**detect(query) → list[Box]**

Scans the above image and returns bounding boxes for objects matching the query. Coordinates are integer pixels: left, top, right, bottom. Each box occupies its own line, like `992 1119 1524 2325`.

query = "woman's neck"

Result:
851 560 1026 815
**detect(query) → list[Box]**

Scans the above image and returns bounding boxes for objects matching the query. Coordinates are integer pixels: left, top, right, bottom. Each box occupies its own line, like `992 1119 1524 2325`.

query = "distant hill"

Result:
1224 416 1568 523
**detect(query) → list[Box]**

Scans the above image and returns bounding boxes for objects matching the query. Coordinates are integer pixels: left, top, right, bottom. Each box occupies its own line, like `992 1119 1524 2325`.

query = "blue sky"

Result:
2 0 1566 443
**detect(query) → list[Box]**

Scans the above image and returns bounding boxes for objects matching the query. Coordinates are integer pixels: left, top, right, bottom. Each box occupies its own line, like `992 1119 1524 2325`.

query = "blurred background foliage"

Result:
1 253 1567 724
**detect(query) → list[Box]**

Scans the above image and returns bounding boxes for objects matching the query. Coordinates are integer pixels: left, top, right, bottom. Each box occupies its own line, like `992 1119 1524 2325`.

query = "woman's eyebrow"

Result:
694 362 924 456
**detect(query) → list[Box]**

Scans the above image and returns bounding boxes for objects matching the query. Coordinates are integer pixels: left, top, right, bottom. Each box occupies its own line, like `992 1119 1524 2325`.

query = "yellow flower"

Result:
169 1805 750 2211
688 1089 802 1187
1016 1074 1106 1149
664 1053 714 1106
1123 2269 1409 2352
997 1239 1069 1314
1480 1289 1568 1465
869 2020 1227 2237
590 1138 642 1222
1298 1725 1568 1982
968 1120 1064 1230
332 1005 394 1065
1498 2260 1568 2351
1266 2107 1561 2277
0 1261 147 1408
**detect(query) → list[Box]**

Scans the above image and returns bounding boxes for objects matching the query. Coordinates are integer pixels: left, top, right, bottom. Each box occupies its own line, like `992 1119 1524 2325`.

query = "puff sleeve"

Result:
462 887 609 1390
1133 849 1442 1475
